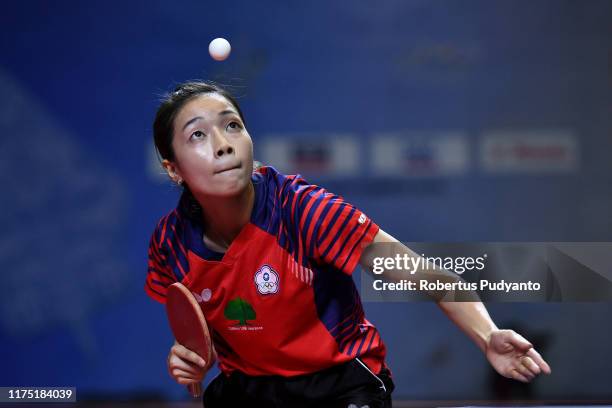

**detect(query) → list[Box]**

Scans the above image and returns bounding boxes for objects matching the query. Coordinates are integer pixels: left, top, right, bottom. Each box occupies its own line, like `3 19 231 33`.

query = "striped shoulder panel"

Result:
144 210 191 303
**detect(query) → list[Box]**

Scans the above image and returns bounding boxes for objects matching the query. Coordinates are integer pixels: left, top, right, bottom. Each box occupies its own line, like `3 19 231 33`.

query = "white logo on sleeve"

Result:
358 213 367 224
254 265 280 295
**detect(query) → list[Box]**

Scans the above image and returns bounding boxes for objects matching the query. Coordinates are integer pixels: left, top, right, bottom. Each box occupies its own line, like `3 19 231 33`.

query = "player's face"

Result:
171 93 254 198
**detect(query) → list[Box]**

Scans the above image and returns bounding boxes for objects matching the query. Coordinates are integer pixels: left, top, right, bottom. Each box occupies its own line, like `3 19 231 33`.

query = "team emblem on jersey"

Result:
224 297 263 331
254 264 279 295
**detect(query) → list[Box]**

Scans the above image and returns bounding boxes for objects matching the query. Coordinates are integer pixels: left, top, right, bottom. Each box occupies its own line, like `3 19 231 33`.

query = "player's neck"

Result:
198 182 255 249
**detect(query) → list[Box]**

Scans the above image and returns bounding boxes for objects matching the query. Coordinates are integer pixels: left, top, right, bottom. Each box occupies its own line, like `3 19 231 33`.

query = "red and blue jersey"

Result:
145 166 387 376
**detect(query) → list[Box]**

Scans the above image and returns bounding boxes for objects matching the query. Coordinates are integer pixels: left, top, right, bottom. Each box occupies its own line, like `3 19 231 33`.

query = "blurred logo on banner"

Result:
259 134 359 178
480 130 579 173
371 132 469 177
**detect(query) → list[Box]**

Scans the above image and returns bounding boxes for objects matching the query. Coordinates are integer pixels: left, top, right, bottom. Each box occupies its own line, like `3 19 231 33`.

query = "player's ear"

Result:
162 159 183 184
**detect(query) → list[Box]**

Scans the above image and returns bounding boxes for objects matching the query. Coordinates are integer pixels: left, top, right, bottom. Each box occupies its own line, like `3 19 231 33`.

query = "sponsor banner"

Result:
371 131 469 177
360 242 612 302
259 134 359 176
480 130 578 173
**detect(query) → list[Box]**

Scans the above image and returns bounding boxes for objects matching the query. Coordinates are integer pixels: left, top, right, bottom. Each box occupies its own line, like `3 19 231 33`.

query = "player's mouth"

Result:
214 163 242 175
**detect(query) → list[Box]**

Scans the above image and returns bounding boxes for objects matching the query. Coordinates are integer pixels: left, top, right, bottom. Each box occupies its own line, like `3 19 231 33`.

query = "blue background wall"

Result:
1 0 611 401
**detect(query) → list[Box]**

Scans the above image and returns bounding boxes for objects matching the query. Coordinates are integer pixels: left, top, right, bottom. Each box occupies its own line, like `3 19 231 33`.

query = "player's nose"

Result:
212 129 234 158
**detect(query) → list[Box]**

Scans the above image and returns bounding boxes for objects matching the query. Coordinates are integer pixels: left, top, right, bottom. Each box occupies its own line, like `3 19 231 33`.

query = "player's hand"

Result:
485 329 552 383
167 341 209 386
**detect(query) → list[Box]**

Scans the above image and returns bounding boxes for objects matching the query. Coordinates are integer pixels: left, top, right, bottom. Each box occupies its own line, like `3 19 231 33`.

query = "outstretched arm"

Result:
359 229 551 382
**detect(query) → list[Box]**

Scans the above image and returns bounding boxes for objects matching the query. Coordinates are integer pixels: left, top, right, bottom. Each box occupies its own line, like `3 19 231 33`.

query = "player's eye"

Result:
190 130 206 140
226 121 242 131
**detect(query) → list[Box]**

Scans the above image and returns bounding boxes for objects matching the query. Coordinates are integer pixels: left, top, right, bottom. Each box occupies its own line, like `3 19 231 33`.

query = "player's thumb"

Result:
506 331 533 352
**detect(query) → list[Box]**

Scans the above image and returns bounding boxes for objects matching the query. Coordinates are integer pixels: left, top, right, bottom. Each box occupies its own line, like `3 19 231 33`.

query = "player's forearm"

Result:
360 230 498 352
437 301 498 353
360 230 472 300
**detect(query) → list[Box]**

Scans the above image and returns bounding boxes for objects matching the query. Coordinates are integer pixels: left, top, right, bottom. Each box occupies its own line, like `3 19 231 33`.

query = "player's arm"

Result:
145 218 210 386
359 229 493 347
359 229 552 382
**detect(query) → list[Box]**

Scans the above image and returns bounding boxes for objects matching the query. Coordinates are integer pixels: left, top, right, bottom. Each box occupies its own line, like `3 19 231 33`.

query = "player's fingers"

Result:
170 368 198 380
526 348 552 374
514 363 535 382
168 355 205 375
171 343 207 368
520 355 541 376
176 376 200 385
508 367 529 383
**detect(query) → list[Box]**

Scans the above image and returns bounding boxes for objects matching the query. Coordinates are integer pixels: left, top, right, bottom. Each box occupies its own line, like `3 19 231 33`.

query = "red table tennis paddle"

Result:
166 282 215 398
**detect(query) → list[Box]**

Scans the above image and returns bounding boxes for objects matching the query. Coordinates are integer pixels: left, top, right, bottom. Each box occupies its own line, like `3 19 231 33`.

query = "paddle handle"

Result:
188 382 202 398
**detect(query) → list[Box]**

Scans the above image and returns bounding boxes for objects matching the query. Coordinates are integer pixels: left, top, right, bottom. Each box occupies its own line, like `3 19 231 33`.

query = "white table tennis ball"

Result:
209 38 231 61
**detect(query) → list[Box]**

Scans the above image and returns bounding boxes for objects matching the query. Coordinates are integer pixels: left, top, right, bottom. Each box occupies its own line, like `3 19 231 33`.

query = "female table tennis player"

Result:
145 81 551 408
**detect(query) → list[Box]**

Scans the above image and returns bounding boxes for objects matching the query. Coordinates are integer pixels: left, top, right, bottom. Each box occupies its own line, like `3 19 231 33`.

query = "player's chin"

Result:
213 178 250 197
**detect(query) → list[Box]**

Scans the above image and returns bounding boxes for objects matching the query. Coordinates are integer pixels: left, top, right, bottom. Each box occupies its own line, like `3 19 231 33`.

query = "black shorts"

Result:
203 359 394 408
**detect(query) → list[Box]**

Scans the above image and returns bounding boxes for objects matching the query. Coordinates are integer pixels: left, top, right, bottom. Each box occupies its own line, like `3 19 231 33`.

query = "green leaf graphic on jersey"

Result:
224 297 256 326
